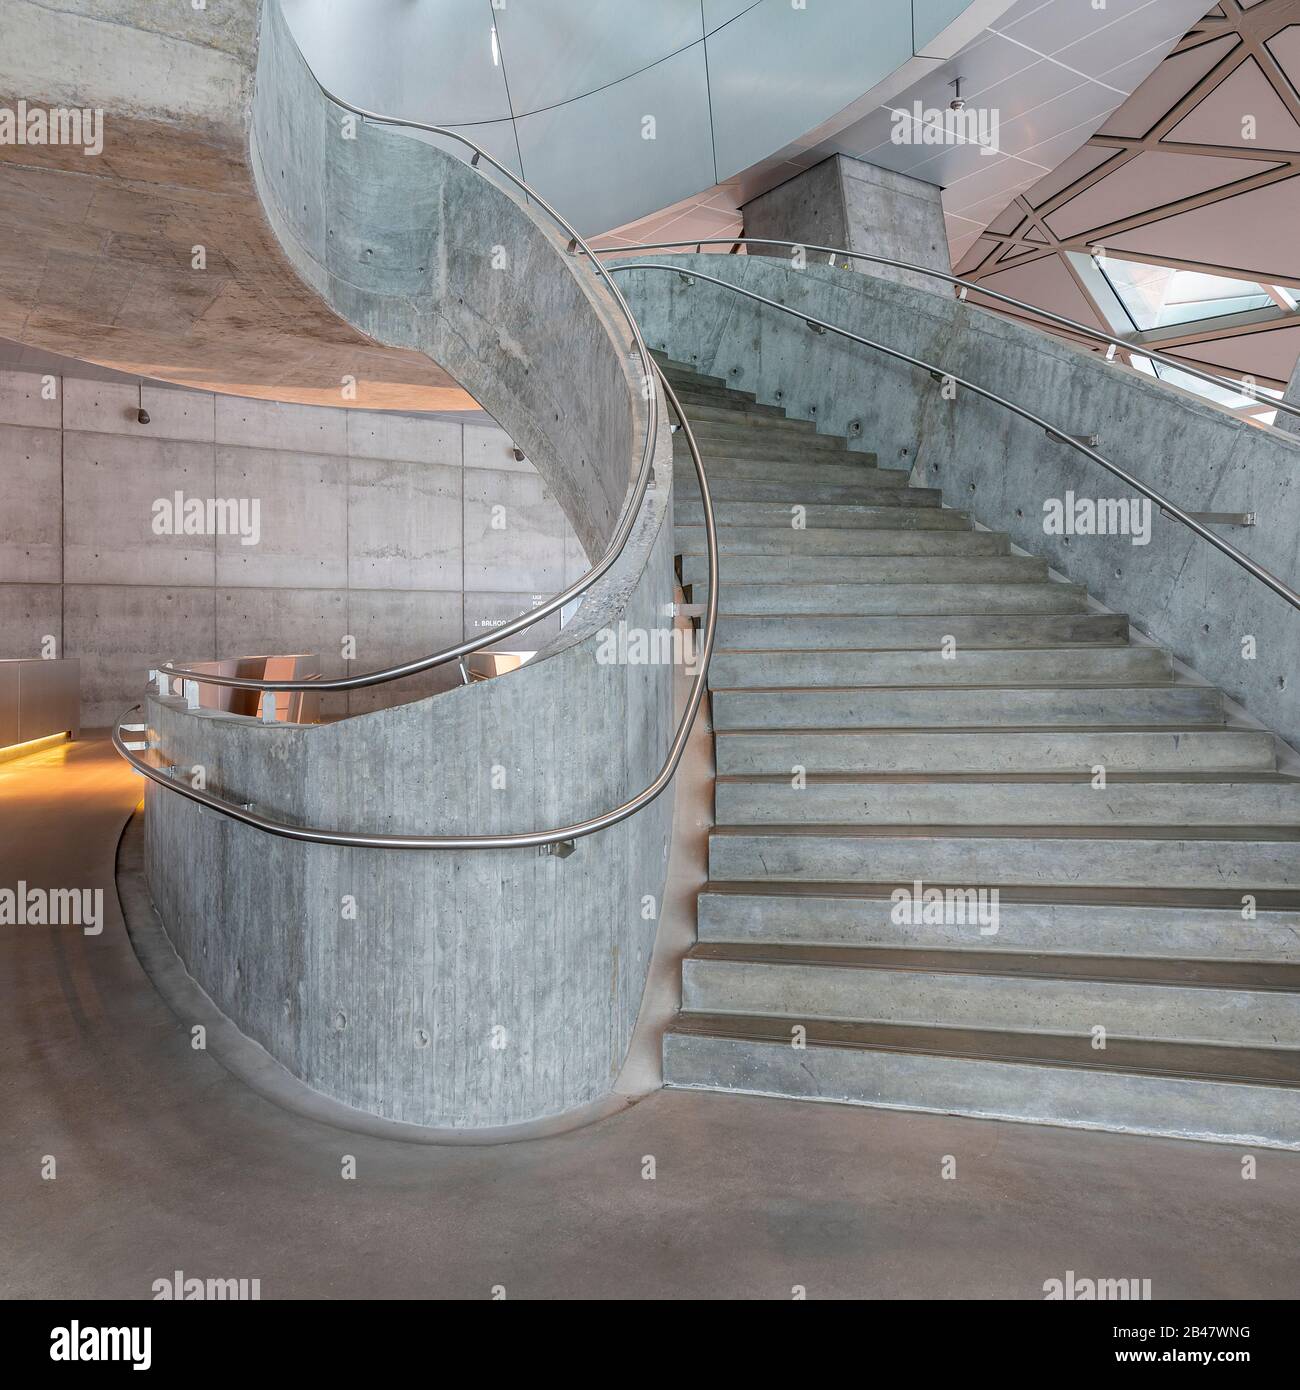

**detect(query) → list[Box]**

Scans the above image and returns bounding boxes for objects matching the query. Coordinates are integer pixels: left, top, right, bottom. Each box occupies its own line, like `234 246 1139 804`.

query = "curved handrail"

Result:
114 365 718 850
611 263 1300 612
596 238 1300 423
160 73 659 694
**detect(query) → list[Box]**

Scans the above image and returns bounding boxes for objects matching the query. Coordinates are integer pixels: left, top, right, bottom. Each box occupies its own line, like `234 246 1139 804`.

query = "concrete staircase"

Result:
662 359 1300 1149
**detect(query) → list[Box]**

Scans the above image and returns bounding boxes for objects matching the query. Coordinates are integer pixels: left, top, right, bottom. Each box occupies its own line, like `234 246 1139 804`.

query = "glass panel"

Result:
1126 354 1281 419
1098 257 1273 331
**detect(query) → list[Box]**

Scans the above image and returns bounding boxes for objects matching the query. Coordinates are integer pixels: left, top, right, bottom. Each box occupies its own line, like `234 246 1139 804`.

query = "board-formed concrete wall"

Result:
0 364 584 726
742 154 952 295
143 438 675 1129
132 0 678 1132
615 252 1300 749
252 0 644 561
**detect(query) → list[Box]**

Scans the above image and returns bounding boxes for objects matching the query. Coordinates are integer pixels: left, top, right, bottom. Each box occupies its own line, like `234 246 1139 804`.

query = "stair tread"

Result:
710 682 1209 693
662 355 1299 1128
685 941 1300 991
719 730 1231 741
666 1012 1300 1087
699 879 1300 909
716 771 1300 784
710 823 1300 841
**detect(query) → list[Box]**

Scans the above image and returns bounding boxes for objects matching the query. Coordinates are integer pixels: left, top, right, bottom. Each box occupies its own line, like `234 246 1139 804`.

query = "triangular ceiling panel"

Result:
987 202 1026 236
1105 173 1300 281
974 255 1108 333
996 245 1048 266
1025 145 1122 208
1098 35 1239 140
953 237 999 276
1170 323 1300 381
1266 25 1300 105
1043 150 1279 240
1164 56 1300 151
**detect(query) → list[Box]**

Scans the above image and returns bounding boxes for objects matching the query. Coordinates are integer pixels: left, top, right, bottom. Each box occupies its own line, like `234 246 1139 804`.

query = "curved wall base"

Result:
119 813 635 1146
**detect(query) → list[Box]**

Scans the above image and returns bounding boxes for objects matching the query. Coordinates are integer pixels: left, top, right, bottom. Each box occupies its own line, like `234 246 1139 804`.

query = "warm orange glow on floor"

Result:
0 731 71 765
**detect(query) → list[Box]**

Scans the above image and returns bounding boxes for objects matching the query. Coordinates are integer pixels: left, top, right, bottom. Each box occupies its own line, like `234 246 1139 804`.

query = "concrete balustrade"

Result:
131 2 681 1131
615 252 1300 748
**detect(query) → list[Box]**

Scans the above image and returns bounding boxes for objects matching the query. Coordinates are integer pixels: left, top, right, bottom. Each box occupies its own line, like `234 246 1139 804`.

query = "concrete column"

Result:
1279 351 1300 435
741 154 951 294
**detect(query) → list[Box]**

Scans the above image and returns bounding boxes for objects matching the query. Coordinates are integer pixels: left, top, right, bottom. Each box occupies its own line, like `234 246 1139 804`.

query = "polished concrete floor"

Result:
2 736 1298 1300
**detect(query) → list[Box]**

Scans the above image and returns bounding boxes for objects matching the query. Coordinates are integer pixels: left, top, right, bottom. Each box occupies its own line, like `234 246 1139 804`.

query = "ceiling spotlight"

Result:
949 77 966 111
137 408 150 425
136 384 149 425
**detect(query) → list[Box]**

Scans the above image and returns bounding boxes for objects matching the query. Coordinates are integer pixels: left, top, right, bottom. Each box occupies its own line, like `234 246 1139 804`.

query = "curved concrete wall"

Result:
144 450 674 1129
252 0 641 560
616 253 1300 748
139 2 678 1130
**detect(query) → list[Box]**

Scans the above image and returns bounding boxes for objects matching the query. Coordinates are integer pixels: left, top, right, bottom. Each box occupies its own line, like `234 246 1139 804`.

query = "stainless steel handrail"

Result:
159 77 659 695
114 366 718 850
611 263 1300 612
597 238 1300 422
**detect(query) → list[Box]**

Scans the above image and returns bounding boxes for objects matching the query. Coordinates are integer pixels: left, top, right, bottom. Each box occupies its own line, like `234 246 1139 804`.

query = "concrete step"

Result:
673 402 832 434
707 826 1300 890
715 773 1300 827
714 612 1129 649
669 389 786 418
662 1015 1300 1149
677 476 939 506
706 645 1173 688
679 943 1300 1045
676 500 970 529
672 453 895 487
696 882 1300 961
675 525 1009 556
704 580 1089 615
711 685 1224 731
682 553 1045 586
714 728 1278 775
682 427 856 455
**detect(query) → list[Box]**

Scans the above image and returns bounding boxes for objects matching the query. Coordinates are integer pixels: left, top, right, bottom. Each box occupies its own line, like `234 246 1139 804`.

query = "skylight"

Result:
1096 256 1279 333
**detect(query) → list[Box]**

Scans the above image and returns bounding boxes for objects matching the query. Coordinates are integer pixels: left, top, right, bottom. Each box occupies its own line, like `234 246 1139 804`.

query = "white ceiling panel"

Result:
706 0 915 180
281 0 513 126
998 0 1210 59
492 1 704 115
513 45 716 238
914 0 982 51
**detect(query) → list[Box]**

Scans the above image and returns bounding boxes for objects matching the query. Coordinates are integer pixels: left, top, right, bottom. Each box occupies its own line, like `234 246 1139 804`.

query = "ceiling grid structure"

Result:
954 0 1300 392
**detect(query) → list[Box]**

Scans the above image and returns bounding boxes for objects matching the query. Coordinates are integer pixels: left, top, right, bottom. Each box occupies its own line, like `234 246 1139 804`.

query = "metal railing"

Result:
115 53 721 850
114 366 718 850
607 262 1300 613
595 238 1300 423
159 80 660 697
